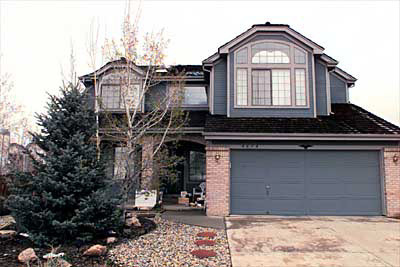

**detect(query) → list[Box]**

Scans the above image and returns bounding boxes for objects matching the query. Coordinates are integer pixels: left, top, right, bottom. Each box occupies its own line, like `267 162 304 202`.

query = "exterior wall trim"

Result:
311 55 317 117
227 53 230 117
326 65 332 113
379 148 387 215
225 145 390 150
204 132 400 141
219 26 324 54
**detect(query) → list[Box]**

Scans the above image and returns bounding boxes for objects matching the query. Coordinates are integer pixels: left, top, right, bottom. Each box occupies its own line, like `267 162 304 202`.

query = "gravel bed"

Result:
108 216 231 267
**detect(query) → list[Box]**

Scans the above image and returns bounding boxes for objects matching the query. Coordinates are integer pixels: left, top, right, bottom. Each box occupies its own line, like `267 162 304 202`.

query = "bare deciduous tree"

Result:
0 73 36 173
85 2 187 214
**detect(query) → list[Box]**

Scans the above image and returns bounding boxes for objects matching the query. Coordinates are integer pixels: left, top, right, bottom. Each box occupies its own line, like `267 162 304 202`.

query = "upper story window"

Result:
99 72 141 110
251 43 290 64
234 41 308 108
183 86 207 106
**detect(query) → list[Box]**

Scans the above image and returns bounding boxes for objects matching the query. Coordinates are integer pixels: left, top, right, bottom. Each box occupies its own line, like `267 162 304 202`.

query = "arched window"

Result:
234 41 308 107
251 43 290 64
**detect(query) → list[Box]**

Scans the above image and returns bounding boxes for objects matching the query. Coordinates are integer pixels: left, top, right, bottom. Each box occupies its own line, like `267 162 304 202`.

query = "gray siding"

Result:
85 85 95 110
315 61 328 116
229 40 315 118
330 73 348 103
213 58 228 115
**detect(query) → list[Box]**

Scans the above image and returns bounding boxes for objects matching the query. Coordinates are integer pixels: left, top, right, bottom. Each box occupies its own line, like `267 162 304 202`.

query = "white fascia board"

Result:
202 53 220 64
320 54 339 66
219 26 324 54
333 68 357 82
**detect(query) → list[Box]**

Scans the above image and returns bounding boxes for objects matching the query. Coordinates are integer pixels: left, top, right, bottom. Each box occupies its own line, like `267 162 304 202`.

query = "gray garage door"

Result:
230 150 382 215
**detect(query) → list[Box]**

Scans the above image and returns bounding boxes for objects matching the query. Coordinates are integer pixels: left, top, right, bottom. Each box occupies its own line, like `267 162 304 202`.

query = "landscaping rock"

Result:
108 217 231 266
106 237 117 244
197 231 217 238
83 244 107 256
18 248 38 263
0 230 16 239
191 249 217 259
125 215 141 227
195 239 216 246
0 215 16 230
57 259 72 267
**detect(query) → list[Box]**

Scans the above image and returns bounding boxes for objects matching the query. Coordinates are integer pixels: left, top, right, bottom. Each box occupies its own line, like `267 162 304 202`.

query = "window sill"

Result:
233 105 310 109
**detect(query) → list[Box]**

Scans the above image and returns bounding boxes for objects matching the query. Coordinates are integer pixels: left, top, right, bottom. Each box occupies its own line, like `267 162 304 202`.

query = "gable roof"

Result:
203 22 324 64
204 104 400 140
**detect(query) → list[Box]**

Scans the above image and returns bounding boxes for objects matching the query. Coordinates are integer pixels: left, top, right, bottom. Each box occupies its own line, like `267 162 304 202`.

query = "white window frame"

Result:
99 72 143 111
233 40 309 108
182 86 208 107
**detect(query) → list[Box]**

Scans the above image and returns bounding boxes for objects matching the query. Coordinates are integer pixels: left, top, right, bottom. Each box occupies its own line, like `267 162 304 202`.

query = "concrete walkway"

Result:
161 210 225 229
226 216 400 267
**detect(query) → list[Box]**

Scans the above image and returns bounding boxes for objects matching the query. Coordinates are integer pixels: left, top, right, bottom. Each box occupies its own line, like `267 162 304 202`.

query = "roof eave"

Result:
203 132 400 141
218 25 325 54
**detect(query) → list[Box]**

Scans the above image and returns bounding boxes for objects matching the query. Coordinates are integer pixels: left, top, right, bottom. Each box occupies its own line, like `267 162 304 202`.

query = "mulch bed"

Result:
0 217 156 267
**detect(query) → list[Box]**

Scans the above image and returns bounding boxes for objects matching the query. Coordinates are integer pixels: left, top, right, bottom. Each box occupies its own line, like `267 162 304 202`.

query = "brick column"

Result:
384 147 400 218
141 136 154 190
206 145 230 216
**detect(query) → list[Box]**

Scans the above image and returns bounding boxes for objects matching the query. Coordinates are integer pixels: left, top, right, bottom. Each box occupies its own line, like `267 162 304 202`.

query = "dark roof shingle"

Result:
204 104 400 135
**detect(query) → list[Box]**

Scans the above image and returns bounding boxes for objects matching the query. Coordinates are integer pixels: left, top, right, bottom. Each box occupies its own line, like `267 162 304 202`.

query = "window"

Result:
101 84 141 109
121 84 140 109
272 70 291 106
295 69 307 106
294 48 306 64
236 69 248 106
101 85 120 109
251 43 290 64
114 147 128 179
183 87 207 105
236 48 248 64
252 70 271 105
189 151 205 181
234 41 309 108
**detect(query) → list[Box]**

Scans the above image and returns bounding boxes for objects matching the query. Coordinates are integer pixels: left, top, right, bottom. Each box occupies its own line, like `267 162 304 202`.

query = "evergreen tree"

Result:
6 83 121 246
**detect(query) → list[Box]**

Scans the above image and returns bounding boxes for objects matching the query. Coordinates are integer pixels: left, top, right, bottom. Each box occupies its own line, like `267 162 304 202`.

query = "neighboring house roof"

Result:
79 58 204 84
204 104 400 136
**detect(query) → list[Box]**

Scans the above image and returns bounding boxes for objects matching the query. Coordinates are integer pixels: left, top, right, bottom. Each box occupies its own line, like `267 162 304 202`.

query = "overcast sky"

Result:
1 0 399 125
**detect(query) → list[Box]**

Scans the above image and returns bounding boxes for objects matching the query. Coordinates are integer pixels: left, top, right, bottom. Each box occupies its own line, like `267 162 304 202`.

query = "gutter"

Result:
203 132 400 141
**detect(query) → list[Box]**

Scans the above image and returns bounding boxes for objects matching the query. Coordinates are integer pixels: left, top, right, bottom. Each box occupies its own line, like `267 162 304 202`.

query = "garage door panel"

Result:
268 167 305 181
269 199 306 215
344 183 381 197
308 198 343 214
342 198 382 214
231 198 267 214
269 183 305 197
230 150 382 215
231 181 265 197
232 163 265 179
307 183 343 196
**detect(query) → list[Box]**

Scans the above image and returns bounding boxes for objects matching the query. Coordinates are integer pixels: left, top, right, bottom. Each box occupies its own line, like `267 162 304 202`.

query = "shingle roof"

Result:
204 104 400 135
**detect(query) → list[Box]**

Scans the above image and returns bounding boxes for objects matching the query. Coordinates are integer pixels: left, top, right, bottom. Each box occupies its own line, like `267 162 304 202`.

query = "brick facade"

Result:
384 147 400 218
205 145 230 216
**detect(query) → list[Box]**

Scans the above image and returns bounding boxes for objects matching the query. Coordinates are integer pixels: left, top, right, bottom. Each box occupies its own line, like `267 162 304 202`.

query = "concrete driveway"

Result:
225 216 400 267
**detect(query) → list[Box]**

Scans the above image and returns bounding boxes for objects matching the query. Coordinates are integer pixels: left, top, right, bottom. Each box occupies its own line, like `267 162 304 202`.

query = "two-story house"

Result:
80 22 400 218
